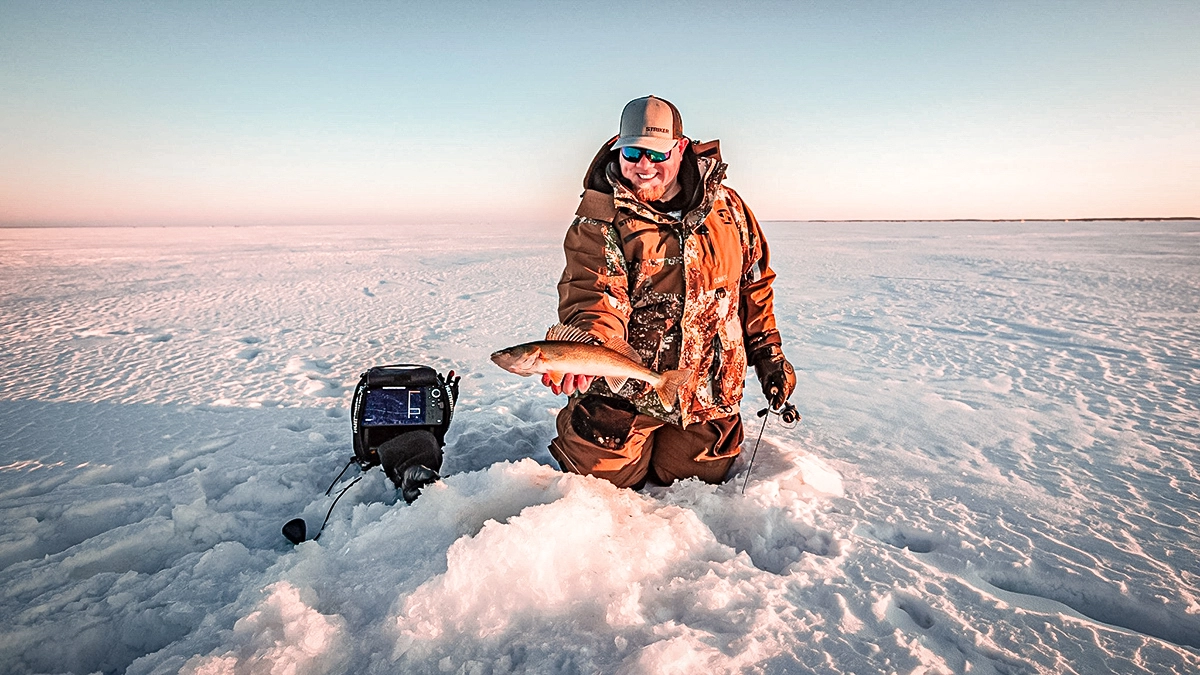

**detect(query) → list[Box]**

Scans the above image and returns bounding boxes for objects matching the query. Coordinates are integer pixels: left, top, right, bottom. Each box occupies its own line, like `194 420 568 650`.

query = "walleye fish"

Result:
491 324 692 412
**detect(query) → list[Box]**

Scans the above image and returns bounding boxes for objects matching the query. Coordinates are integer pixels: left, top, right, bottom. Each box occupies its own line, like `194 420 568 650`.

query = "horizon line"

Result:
780 216 1200 223
1 216 1197 229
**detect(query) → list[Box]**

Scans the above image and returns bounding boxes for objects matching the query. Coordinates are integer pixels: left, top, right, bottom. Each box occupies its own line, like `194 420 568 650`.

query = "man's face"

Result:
619 138 689 203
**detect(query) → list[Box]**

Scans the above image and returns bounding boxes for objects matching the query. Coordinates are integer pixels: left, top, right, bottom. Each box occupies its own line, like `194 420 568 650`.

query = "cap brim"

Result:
612 135 678 153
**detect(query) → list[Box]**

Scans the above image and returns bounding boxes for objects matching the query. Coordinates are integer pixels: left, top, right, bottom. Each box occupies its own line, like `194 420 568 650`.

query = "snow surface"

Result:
1 221 1198 675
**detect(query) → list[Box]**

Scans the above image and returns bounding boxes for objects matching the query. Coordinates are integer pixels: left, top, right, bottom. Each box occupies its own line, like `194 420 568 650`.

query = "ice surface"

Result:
1 221 1198 674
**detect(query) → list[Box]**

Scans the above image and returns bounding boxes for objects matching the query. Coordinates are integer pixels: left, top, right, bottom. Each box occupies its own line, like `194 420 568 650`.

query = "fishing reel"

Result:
760 383 800 425
756 401 800 425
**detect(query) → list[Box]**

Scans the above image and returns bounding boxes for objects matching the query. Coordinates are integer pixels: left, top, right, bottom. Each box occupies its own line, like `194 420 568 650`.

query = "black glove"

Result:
751 345 796 410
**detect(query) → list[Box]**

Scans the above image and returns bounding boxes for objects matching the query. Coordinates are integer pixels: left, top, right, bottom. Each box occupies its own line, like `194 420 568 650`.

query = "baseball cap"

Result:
612 96 683 153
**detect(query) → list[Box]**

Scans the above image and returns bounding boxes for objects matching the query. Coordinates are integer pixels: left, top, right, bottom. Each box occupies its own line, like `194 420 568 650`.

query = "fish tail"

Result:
654 369 691 412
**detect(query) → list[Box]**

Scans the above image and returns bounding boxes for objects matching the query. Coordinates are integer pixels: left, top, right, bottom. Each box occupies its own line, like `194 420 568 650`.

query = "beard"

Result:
634 184 668 203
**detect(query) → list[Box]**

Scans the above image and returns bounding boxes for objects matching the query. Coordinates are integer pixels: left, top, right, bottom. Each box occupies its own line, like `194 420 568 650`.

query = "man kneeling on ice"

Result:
544 95 795 488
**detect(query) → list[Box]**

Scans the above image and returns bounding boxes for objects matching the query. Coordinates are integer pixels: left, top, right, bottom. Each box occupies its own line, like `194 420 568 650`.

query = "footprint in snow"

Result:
870 523 939 554
281 419 312 433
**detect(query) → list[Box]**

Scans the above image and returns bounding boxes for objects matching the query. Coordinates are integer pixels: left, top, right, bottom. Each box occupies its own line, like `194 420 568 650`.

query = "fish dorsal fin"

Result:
601 336 642 366
545 323 597 344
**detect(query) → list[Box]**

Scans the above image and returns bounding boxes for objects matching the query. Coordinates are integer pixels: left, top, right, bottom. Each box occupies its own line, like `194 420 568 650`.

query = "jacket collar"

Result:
604 155 727 232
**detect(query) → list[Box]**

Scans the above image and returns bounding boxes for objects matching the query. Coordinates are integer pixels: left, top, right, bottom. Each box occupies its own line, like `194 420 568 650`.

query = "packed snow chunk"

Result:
59 518 177 578
392 463 750 664
181 581 347 675
192 541 253 577
791 453 844 497
661 477 844 575
615 631 736 675
395 474 717 639
172 496 242 549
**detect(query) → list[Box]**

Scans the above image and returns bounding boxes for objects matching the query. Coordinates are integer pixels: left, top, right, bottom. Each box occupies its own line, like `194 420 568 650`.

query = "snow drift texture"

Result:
0 221 1197 674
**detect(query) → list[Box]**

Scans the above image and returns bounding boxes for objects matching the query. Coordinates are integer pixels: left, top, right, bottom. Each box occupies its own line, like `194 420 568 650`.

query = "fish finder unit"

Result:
351 364 457 469
283 364 460 545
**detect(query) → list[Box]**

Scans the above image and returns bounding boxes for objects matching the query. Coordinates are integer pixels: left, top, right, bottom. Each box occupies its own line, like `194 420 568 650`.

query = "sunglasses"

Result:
620 146 672 163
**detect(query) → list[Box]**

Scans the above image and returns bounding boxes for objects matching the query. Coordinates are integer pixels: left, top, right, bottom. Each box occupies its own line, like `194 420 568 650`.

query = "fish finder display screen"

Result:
363 387 427 426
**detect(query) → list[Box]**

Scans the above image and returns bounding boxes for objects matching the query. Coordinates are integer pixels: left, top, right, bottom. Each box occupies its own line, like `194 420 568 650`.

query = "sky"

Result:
1 0 1198 226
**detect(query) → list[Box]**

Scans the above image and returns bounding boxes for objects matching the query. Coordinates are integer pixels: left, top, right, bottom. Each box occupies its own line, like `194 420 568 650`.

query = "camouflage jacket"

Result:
557 138 782 427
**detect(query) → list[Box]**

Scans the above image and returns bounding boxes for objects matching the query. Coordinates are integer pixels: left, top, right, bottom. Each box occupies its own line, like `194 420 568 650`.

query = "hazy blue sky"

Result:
2 0 1197 225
